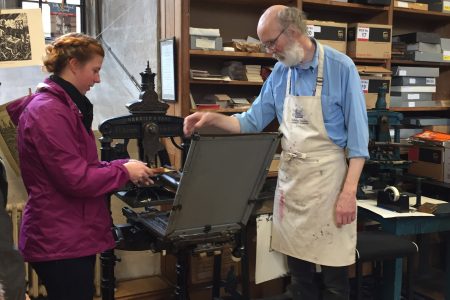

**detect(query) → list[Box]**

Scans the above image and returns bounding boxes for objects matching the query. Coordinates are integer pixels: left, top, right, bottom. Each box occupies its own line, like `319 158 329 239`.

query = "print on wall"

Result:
0 9 45 68
0 13 31 61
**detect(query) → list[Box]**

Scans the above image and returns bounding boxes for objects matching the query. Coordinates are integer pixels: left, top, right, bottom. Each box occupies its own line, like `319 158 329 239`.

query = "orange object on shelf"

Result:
412 130 450 142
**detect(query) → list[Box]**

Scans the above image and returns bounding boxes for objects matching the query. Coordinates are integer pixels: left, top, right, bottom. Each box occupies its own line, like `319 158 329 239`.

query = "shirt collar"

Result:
293 38 319 71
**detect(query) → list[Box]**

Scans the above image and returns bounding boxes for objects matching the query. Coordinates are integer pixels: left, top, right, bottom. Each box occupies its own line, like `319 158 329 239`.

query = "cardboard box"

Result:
190 35 223 50
390 85 436 93
391 76 436 86
405 117 450 126
395 0 429 9
390 92 433 101
406 51 444 63
406 42 442 53
306 20 347 53
161 247 240 286
393 32 441 44
190 248 241 284
441 38 450 62
360 76 391 108
408 145 450 183
424 125 450 133
347 23 392 59
417 0 450 13
351 0 391 4
390 99 444 107
391 66 439 77
357 66 391 108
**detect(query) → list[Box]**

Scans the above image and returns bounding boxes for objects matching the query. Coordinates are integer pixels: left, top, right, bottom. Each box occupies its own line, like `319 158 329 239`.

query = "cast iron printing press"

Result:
98 64 280 300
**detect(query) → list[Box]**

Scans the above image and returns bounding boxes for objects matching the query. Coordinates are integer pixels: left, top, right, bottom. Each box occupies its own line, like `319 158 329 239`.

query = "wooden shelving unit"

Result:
161 0 450 118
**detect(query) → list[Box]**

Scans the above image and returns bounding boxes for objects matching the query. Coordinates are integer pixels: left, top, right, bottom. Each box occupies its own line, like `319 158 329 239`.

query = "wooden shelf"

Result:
390 106 450 112
302 0 389 13
193 0 296 6
391 59 450 67
394 7 450 21
190 79 264 86
190 49 274 59
353 58 389 65
190 108 249 113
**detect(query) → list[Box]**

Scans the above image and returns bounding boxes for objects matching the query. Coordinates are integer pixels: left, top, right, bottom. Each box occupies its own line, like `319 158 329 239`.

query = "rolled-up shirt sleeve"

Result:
343 65 369 159
234 74 277 133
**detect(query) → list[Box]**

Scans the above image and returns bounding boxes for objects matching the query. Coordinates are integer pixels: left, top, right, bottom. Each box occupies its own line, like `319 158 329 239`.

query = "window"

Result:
21 0 84 40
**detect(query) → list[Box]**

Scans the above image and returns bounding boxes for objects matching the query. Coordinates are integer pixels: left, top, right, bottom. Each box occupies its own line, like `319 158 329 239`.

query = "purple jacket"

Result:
7 78 129 262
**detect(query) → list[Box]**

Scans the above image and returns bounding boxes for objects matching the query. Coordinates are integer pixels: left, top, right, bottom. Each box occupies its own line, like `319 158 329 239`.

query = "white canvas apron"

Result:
271 43 356 267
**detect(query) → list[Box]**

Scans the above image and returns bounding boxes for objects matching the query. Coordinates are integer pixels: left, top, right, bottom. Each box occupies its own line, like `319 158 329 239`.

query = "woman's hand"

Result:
123 161 156 186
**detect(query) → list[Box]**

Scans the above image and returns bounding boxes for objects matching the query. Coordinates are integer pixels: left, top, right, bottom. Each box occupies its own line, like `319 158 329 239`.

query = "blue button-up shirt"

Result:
235 41 369 159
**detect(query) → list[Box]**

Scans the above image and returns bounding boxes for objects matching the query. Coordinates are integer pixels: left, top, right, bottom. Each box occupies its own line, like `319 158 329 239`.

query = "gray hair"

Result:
278 7 307 35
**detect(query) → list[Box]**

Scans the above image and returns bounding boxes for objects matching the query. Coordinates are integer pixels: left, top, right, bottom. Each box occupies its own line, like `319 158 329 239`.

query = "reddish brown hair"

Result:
43 32 104 74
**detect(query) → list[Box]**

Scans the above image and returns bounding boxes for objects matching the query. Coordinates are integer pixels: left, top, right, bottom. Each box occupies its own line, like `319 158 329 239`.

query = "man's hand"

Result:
183 112 241 136
335 157 365 226
183 112 210 136
335 189 356 226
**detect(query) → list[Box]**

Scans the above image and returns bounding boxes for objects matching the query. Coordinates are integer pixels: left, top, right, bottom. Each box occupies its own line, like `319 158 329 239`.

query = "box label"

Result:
196 38 216 49
409 78 416 84
307 25 315 37
408 93 420 100
357 27 370 41
361 79 369 93
426 78 436 85
408 102 416 107
396 1 409 8
444 0 450 11
443 50 450 61
399 70 407 76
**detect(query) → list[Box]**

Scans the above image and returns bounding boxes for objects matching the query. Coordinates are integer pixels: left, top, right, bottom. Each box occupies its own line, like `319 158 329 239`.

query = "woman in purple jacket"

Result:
7 33 156 300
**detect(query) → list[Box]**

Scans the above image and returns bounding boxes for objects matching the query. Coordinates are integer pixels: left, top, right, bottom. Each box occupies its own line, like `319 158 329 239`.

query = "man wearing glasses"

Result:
184 5 368 300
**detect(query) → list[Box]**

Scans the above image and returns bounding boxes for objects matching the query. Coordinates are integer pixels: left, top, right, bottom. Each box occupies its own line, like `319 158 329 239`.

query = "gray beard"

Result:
274 41 305 67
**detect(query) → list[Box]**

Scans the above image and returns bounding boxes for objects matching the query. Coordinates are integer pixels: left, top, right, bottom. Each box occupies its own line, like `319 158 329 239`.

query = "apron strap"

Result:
315 43 325 97
286 68 292 96
285 42 325 97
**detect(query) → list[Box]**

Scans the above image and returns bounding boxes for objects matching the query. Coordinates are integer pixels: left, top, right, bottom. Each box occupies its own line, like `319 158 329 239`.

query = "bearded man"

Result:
183 5 369 300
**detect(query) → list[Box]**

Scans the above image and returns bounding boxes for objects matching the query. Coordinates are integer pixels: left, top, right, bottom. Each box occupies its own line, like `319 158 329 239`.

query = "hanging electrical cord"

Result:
100 36 141 91
94 1 142 92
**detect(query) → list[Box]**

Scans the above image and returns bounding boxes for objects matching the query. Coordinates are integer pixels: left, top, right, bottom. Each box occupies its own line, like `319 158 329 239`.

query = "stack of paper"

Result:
245 65 263 82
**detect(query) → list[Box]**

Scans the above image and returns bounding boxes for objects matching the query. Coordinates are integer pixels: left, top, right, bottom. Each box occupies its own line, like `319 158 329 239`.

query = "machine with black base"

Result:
359 86 412 199
98 63 185 300
377 185 410 213
98 64 281 300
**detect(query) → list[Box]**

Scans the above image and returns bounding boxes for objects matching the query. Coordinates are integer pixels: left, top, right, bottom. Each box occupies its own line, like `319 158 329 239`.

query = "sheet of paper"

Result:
255 214 288 284
357 199 442 218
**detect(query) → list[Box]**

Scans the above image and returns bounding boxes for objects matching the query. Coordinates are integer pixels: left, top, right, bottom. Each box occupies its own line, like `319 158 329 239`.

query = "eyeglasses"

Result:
262 27 286 50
